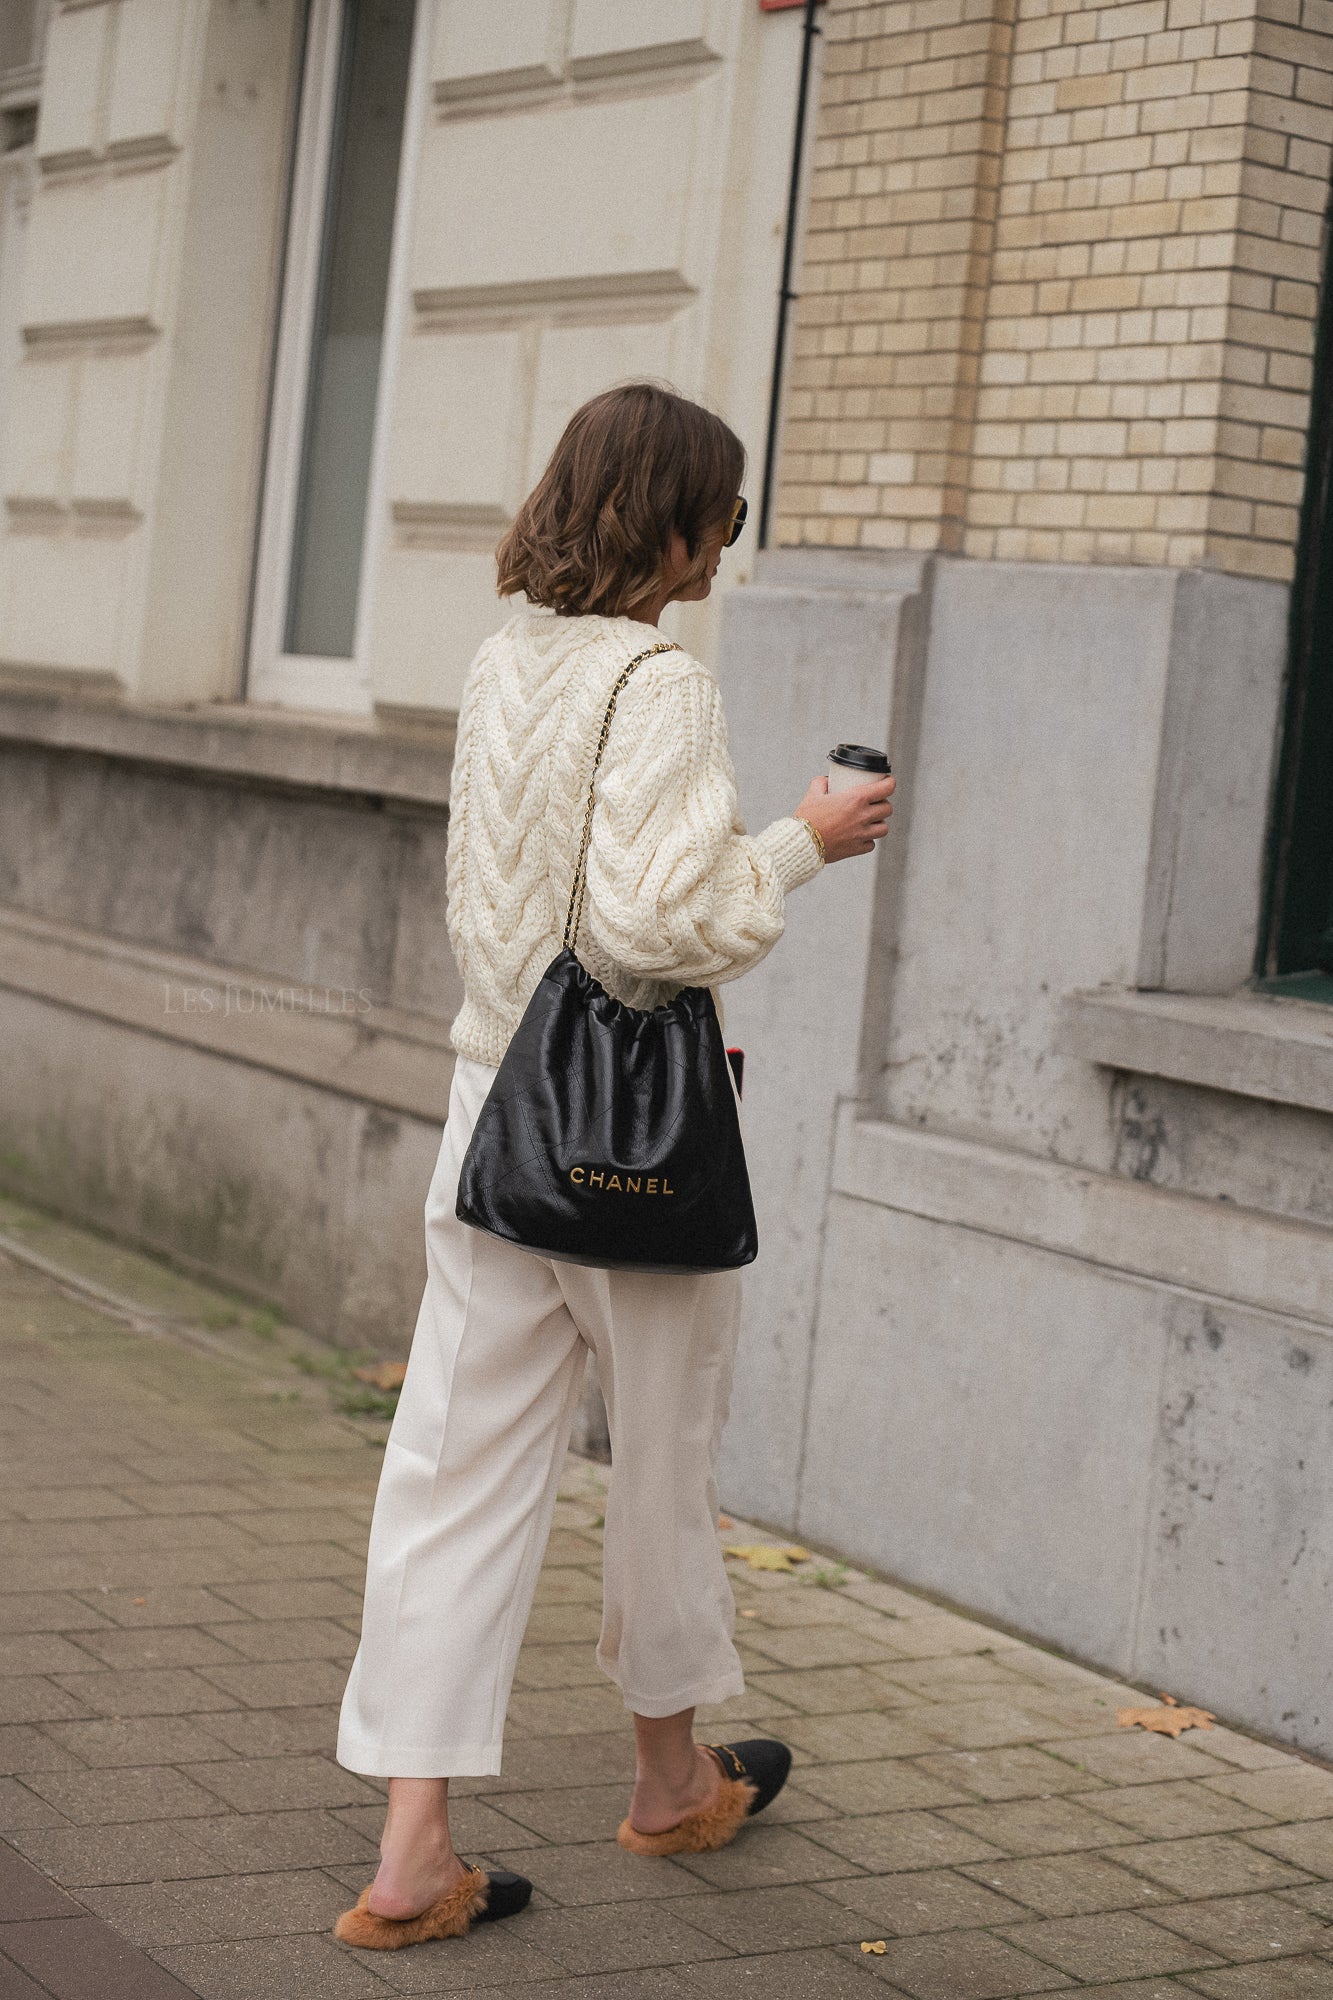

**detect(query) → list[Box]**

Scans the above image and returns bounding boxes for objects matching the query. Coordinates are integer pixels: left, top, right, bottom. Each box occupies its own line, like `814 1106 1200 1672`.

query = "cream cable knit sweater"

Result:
445 609 824 1068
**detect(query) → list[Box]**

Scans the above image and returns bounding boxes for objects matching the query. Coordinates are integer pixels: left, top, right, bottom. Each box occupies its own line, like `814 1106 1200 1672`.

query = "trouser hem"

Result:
335 1731 504 1779
612 1670 748 1719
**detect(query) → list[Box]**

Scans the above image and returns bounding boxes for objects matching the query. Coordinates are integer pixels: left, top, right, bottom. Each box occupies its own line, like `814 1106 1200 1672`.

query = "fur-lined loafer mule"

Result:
617 1738 793 1856
333 1862 532 1949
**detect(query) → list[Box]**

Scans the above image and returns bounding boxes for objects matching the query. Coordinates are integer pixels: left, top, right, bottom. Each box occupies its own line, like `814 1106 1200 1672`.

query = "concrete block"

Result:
1135 1293 1333 1759
797 1195 1167 1672
875 557 1182 1164
714 561 925 1524
0 983 442 1351
0 742 459 1026
1139 569 1288 993
1109 1075 1333 1231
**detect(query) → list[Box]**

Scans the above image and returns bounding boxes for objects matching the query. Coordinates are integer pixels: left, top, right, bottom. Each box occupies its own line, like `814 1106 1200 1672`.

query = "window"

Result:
1259 204 1333 1001
249 0 419 712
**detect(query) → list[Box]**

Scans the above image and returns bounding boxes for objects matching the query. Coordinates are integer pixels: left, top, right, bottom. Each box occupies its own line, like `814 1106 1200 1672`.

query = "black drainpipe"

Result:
758 0 823 550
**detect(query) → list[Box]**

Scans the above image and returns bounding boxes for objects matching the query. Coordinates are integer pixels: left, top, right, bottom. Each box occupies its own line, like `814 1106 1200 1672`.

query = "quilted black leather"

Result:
456 948 758 1275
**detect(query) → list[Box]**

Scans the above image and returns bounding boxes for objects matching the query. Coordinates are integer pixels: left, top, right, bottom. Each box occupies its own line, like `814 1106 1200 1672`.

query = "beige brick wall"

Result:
775 0 1333 581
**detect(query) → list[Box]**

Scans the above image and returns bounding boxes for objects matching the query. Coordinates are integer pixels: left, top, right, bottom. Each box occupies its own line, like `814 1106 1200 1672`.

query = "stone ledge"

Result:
0 903 455 1123
0 674 456 808
833 1106 1333 1331
1060 984 1333 1117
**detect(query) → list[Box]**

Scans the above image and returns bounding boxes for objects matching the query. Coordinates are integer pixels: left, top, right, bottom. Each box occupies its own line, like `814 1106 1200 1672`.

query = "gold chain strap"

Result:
563 640 680 954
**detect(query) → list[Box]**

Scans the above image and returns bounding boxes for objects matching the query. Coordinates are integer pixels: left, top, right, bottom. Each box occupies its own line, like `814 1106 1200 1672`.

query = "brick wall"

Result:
775 0 1333 581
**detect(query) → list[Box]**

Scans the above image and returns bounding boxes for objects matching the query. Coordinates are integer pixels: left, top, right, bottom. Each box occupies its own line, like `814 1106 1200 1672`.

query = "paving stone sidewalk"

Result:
2 1192 1333 2000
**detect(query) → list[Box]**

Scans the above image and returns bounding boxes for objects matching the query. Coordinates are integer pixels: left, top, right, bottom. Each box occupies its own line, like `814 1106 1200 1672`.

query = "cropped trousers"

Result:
336 1053 746 1778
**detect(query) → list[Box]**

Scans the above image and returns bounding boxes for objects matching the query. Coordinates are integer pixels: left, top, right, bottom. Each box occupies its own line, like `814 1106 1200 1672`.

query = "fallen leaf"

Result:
353 1361 408 1391
860 1940 887 1954
724 1543 810 1572
740 1608 758 1618
1117 1703 1216 1737
132 1597 146 1606
717 1513 734 1530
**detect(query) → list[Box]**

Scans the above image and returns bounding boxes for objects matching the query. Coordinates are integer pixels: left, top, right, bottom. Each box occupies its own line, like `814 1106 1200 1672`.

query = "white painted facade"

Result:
0 0 806 712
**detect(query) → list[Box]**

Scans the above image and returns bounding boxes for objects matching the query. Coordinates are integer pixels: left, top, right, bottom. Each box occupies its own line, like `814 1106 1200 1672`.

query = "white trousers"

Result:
336 1054 746 1778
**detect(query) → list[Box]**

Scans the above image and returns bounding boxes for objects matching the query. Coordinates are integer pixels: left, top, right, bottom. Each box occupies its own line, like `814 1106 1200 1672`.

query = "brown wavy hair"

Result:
496 382 745 616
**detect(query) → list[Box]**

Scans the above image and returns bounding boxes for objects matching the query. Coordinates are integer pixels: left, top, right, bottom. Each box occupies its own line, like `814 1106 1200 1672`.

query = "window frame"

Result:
246 0 428 714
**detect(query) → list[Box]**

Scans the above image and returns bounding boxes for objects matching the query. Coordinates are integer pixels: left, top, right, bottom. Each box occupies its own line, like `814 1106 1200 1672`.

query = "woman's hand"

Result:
793 773 895 862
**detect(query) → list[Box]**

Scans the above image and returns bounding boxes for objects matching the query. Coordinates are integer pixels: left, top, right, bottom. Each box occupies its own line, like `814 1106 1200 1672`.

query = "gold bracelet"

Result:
797 815 826 866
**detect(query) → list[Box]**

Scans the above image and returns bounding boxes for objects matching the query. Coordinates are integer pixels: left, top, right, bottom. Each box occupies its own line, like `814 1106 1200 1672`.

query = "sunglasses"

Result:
723 495 748 548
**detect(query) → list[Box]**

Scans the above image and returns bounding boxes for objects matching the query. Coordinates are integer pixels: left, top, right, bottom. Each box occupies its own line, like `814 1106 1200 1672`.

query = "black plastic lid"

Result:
829 742 890 772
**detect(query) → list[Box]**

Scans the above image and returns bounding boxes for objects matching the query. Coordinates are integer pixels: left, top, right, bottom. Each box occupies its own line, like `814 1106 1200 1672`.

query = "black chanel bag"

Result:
456 641 758 1275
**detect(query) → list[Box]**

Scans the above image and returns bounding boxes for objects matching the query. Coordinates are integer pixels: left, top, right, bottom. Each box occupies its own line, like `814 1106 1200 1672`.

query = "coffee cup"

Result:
827 742 891 795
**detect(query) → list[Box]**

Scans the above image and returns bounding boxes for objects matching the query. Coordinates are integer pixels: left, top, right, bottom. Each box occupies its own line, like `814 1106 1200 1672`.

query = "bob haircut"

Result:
496 382 745 617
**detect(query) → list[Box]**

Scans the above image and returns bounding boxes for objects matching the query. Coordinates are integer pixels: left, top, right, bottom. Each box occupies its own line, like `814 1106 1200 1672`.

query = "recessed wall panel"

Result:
569 0 720 73
371 546 507 714
387 329 528 519
433 0 565 95
72 350 151 513
107 0 191 156
0 531 131 675
24 172 167 333
412 91 699 304
4 358 73 506
34 6 108 163
526 320 679 488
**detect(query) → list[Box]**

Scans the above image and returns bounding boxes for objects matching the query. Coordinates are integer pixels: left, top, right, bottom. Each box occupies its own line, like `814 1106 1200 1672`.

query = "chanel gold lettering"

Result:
567 1168 676 1196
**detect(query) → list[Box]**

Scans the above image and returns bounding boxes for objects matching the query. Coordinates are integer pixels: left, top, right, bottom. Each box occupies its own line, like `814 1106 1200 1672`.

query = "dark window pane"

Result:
285 0 414 659
1261 193 1333 985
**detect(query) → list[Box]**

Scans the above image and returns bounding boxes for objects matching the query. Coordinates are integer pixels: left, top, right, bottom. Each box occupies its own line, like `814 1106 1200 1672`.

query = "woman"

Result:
333 383 895 1950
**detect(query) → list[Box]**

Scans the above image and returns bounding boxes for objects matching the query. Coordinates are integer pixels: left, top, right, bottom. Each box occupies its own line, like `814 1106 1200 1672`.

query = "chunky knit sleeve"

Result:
579 665 824 988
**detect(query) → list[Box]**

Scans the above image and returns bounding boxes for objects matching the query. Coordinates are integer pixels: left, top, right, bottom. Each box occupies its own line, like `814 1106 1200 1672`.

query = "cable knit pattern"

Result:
445 609 824 1068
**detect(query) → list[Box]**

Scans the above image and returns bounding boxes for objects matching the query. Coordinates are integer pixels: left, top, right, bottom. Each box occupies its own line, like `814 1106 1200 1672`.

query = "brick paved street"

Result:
2 1191 1332 1999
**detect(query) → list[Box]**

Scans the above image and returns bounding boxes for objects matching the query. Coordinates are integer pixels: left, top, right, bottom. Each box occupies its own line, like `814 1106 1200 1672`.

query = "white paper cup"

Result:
827 743 891 795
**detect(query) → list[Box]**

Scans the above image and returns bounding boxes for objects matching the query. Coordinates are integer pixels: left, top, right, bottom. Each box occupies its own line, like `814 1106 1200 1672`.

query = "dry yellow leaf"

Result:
723 1543 811 1572
860 1940 887 1954
1116 1703 1216 1737
353 1361 408 1391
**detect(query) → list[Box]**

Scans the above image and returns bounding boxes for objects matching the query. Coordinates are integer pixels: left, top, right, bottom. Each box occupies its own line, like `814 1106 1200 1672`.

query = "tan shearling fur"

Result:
616 1773 756 1856
334 1863 488 1948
